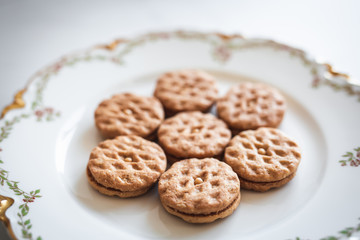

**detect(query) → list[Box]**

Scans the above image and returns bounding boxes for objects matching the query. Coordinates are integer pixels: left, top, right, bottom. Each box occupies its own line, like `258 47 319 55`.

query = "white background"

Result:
0 0 359 239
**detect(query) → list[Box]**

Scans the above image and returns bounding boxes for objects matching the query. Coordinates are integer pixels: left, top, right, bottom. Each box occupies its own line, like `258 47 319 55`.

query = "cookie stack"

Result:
86 69 301 224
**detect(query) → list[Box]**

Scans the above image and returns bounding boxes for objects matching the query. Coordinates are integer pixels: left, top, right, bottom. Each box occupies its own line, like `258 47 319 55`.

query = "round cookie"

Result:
158 111 231 163
95 93 164 139
224 127 301 192
87 135 167 198
154 70 218 116
158 158 241 223
217 82 286 134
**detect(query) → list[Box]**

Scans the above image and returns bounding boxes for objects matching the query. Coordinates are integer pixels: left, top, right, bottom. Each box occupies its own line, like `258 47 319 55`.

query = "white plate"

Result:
1 31 360 240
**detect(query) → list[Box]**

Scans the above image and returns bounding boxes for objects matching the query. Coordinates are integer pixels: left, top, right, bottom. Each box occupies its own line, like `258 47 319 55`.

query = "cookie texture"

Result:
224 127 301 191
217 82 286 132
154 70 218 115
87 135 167 197
158 158 240 223
158 111 231 160
95 93 164 139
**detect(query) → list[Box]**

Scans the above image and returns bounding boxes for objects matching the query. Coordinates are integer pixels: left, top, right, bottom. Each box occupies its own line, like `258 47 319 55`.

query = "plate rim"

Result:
1 30 359 120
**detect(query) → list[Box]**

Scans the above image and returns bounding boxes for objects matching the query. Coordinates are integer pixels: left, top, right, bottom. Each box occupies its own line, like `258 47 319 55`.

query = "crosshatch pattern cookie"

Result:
217 82 286 133
158 158 241 223
154 70 218 116
87 135 167 198
95 93 164 139
158 111 231 162
224 127 301 192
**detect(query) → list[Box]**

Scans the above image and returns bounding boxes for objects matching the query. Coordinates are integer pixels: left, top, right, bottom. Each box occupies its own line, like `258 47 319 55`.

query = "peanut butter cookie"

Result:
158 111 231 163
87 135 167 197
217 82 286 134
158 158 240 223
95 93 164 139
224 127 301 192
154 70 218 116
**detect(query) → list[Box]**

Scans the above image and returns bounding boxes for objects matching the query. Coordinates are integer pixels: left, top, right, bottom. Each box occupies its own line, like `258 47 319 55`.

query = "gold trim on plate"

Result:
1 89 26 119
0 194 17 240
98 38 126 51
324 63 360 87
324 63 350 79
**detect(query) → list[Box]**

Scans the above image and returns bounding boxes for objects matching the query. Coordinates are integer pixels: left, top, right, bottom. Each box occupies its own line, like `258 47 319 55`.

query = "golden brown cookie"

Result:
224 127 301 192
94 93 164 139
157 111 231 162
87 135 167 198
154 70 218 116
158 158 240 223
217 82 286 133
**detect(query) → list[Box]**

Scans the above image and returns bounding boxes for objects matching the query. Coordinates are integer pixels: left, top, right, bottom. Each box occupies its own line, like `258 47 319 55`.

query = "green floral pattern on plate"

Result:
339 147 360 167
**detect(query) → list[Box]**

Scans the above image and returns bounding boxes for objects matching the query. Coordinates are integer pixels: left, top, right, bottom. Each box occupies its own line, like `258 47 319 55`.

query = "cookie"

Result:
87 135 167 198
157 111 231 162
217 82 286 134
158 158 240 223
224 127 301 192
154 70 218 116
94 93 164 139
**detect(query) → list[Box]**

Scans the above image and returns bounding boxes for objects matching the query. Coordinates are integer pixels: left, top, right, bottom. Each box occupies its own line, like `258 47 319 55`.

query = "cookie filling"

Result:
87 167 148 193
164 105 214 117
166 152 224 164
145 127 159 141
239 172 295 185
166 193 240 217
